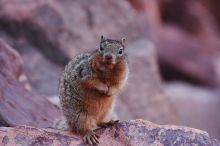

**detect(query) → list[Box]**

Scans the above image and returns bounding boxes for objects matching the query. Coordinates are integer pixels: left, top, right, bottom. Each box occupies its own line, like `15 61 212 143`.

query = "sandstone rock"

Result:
129 0 220 86
0 39 62 127
116 39 178 124
165 81 220 139
128 0 161 29
0 119 219 146
156 27 217 86
0 24 63 96
15 39 63 96
203 0 220 29
156 0 220 86
0 0 149 65
0 39 23 80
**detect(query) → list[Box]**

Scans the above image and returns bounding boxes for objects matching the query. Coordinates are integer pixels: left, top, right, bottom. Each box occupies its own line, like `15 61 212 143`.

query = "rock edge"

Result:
0 119 219 146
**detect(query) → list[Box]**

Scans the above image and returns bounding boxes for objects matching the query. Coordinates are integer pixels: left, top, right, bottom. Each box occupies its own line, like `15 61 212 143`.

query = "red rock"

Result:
0 39 23 79
200 0 220 30
0 39 62 127
129 0 220 86
156 27 217 86
165 81 220 139
159 1 220 86
15 39 63 96
0 27 63 96
128 0 161 26
0 119 219 146
0 0 149 65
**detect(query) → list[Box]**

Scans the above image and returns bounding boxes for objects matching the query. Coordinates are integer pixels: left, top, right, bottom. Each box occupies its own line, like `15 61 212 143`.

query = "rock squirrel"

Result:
58 36 129 145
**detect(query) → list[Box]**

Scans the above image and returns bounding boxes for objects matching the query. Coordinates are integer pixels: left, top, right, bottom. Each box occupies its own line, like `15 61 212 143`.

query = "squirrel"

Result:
58 36 129 145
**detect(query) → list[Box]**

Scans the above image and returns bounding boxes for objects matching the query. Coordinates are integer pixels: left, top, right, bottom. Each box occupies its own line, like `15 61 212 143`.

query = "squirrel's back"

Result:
58 52 95 131
59 51 92 108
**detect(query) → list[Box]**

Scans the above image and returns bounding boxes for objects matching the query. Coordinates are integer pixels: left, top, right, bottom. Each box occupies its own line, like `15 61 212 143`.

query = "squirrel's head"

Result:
96 35 126 70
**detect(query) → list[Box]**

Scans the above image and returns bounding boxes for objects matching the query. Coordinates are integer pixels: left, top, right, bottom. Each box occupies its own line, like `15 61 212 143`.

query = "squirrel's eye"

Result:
99 47 104 51
118 49 123 55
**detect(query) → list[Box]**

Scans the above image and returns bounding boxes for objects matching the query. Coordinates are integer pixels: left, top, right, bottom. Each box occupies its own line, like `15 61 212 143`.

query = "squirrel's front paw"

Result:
105 91 113 97
106 86 118 96
95 83 108 95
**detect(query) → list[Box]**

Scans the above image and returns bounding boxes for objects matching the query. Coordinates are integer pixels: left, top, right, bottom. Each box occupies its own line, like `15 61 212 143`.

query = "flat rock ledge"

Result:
0 119 219 146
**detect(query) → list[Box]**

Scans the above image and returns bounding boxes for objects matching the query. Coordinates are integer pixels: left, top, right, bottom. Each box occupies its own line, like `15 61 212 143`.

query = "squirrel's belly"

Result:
86 96 114 122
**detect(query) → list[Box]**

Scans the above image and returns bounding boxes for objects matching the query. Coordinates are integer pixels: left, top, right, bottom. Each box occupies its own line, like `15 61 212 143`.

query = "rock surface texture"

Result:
0 39 62 127
129 0 220 86
0 0 149 64
165 82 220 140
0 119 219 146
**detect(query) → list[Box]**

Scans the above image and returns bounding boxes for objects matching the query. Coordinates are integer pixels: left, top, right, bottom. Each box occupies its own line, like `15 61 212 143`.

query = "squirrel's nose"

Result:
105 54 113 60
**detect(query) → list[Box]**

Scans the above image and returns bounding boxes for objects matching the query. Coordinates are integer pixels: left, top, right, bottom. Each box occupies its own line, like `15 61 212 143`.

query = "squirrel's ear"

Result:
101 35 105 42
121 38 126 45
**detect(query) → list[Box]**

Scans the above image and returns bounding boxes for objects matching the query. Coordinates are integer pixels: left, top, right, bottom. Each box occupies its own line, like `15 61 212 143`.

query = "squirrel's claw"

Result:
83 130 100 146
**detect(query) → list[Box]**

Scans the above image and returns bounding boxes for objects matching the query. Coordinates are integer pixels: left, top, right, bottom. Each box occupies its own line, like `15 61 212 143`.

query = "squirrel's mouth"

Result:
104 60 115 65
102 63 114 70
103 57 116 65
96 59 115 71
103 59 116 68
